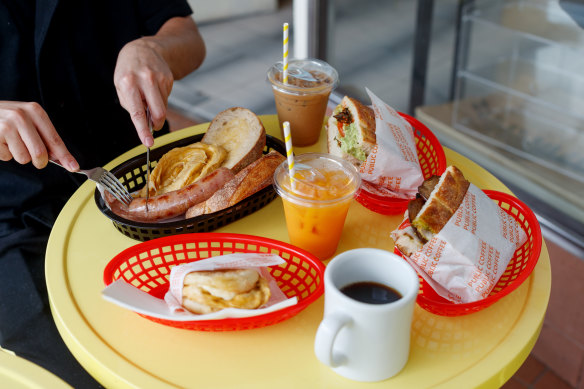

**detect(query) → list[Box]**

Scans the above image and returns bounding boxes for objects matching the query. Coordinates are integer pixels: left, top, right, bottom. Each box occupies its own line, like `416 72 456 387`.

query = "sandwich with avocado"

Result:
327 96 377 167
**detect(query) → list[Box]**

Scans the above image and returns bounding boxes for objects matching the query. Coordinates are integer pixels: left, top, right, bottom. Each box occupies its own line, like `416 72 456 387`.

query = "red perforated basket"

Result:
103 233 325 331
355 112 447 215
394 190 542 316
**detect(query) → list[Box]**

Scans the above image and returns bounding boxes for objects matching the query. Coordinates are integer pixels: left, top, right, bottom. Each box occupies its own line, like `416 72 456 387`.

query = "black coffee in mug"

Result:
340 281 402 304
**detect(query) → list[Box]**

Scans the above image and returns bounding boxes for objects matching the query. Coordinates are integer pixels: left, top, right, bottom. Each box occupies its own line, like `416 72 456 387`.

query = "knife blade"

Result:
145 108 153 212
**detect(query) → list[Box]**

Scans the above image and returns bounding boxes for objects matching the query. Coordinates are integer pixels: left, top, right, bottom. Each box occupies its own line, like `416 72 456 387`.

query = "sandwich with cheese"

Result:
393 166 470 256
326 96 376 167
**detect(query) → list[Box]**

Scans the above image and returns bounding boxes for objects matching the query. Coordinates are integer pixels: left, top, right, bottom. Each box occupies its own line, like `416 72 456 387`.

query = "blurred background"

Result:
168 1 584 387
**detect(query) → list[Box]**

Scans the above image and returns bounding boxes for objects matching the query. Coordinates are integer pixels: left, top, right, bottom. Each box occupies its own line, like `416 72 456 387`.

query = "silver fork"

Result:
49 160 133 206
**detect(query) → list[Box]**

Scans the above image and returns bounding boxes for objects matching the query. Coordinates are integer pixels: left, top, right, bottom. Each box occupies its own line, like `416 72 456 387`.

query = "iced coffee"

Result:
267 59 339 147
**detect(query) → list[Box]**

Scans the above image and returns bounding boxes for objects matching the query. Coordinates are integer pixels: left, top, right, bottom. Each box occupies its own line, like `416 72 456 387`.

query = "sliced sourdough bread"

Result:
202 107 266 174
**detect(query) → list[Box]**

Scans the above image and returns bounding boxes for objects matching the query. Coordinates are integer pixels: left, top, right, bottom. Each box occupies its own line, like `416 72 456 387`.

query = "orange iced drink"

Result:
273 153 361 260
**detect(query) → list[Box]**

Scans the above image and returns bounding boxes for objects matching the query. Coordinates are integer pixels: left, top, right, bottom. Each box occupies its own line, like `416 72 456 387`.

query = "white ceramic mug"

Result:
314 248 419 382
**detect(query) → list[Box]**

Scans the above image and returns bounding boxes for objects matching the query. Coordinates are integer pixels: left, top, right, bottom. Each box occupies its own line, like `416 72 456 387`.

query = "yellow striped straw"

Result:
283 22 289 84
283 121 295 187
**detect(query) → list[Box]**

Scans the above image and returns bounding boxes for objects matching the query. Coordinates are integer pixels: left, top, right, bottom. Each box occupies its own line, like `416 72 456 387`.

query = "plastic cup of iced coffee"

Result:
267 58 339 147
273 153 360 260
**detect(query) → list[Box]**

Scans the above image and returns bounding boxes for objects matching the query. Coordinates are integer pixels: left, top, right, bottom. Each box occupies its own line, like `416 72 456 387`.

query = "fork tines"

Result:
100 171 133 206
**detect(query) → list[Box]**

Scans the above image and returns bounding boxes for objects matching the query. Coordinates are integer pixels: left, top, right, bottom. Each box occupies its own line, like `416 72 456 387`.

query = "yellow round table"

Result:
46 115 551 388
0 349 72 389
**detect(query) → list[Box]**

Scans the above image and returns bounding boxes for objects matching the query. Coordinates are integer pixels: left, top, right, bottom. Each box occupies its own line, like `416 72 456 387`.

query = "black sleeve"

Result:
138 0 194 36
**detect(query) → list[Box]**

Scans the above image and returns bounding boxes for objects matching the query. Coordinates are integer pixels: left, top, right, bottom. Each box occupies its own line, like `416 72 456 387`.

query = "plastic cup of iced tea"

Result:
267 58 339 147
273 153 361 260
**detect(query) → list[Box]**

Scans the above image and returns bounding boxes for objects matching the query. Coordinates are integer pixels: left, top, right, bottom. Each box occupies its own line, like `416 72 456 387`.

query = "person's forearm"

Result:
141 16 206 80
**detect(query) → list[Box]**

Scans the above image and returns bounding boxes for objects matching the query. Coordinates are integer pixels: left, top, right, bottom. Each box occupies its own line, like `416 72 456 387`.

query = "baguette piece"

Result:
411 166 470 242
202 107 266 174
186 150 286 218
327 96 376 167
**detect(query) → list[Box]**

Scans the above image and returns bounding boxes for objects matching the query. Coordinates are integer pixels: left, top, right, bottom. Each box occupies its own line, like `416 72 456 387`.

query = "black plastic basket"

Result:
95 134 286 241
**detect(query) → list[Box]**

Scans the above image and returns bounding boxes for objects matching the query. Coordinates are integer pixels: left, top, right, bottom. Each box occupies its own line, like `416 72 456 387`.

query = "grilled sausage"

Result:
105 167 235 222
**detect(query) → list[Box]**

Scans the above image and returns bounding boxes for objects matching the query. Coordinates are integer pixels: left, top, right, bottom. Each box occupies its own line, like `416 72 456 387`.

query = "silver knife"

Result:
145 108 153 212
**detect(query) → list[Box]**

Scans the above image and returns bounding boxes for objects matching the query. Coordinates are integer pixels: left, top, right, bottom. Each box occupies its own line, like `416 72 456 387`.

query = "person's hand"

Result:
0 101 79 171
114 38 174 148
114 16 206 148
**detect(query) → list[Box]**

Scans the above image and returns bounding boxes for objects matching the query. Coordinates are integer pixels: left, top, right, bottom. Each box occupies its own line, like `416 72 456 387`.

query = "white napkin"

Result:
357 88 424 199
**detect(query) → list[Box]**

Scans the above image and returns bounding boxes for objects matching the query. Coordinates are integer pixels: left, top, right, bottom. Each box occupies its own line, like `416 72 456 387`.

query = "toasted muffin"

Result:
181 269 271 314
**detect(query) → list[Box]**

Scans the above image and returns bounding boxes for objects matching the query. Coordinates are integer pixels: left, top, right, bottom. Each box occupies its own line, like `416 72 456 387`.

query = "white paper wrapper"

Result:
102 253 298 321
358 88 424 199
392 185 527 303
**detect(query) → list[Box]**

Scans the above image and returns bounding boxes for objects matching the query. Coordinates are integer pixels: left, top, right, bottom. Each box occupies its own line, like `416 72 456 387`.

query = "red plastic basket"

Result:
355 112 447 215
103 233 325 331
394 190 542 316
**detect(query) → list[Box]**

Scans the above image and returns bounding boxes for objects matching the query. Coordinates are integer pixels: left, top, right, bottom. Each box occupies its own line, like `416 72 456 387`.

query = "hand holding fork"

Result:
49 160 133 206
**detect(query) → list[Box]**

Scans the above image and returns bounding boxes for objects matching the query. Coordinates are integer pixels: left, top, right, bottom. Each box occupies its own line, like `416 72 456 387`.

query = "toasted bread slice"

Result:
202 107 266 174
186 150 286 218
327 96 376 166
411 166 470 242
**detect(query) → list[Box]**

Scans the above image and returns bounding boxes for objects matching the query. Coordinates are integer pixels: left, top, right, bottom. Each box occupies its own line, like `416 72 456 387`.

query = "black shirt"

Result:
0 0 192 230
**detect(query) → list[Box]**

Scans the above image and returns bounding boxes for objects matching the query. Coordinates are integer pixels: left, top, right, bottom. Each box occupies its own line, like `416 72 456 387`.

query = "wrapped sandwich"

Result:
326 89 424 199
164 253 295 317
392 166 527 303
181 268 271 314
393 166 470 256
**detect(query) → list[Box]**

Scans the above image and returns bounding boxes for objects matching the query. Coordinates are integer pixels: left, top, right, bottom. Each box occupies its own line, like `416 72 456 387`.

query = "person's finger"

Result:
0 119 16 161
2 125 32 165
116 76 154 147
0 141 12 161
0 105 38 166
24 102 78 171
17 102 55 169
143 83 168 132
14 125 47 168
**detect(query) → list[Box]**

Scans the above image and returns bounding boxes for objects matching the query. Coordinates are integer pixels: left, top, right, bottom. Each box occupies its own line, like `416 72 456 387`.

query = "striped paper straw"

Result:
283 121 295 188
283 22 289 84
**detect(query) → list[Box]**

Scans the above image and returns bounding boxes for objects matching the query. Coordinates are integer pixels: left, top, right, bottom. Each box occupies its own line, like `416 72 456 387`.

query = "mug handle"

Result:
314 312 352 367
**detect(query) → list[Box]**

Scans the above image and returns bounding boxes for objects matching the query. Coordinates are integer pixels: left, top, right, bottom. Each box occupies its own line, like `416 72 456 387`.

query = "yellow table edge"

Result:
0 349 73 389
45 115 551 388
